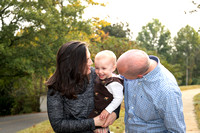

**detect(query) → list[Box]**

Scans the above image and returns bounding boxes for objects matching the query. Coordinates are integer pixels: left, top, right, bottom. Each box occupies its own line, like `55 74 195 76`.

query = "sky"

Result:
83 0 200 39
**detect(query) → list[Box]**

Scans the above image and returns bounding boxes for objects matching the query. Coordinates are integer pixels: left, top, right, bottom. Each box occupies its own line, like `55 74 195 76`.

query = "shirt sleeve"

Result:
105 82 124 113
158 89 186 133
47 89 95 133
119 75 124 79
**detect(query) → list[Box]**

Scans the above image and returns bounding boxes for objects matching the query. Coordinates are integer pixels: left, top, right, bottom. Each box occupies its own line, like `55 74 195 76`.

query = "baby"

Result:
88 50 124 133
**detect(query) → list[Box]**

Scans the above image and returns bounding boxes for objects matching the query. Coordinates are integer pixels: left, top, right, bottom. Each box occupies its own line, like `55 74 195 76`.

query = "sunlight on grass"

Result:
181 85 200 129
194 93 200 129
180 85 200 91
17 102 125 133
17 120 54 133
110 101 125 133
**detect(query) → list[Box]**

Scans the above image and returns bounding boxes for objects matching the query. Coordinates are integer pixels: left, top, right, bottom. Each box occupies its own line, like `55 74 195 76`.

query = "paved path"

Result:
0 112 48 133
182 89 200 133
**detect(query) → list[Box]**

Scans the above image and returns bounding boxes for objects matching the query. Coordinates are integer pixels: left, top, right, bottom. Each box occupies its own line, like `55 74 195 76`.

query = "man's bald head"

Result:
117 49 150 79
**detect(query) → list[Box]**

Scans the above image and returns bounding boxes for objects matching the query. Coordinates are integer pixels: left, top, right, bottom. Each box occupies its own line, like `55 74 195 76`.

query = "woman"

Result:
46 41 120 133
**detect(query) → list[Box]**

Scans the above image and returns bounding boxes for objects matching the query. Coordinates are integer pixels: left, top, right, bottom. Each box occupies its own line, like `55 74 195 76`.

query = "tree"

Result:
136 19 172 61
173 25 200 85
88 18 137 62
0 0 100 115
102 22 131 38
188 0 200 14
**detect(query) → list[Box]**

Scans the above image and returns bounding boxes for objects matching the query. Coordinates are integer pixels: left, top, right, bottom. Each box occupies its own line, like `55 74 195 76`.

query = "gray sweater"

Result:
47 68 96 133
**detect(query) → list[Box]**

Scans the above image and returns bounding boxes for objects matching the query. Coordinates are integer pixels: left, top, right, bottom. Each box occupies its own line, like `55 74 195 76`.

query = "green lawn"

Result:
17 120 54 133
179 85 200 91
194 93 200 129
17 102 125 133
18 85 200 133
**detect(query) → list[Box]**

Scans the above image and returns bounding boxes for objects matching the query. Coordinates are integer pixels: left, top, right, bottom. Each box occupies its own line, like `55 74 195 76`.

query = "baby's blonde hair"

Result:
95 50 116 65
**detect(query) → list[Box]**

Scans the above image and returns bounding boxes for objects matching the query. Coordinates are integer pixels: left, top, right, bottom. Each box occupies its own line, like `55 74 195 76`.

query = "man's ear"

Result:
137 75 143 78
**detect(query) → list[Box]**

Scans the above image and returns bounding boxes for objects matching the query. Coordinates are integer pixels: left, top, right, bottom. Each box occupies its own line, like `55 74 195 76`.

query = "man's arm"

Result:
159 90 186 132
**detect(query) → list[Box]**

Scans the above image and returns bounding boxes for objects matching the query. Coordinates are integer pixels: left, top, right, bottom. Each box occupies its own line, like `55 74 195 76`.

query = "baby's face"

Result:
95 57 115 80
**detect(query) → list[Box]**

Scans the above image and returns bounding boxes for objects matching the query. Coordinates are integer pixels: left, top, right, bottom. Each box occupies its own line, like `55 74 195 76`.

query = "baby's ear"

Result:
112 64 117 72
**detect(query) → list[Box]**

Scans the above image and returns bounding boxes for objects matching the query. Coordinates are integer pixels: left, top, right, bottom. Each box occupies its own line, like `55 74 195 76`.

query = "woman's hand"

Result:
102 112 117 127
94 115 106 126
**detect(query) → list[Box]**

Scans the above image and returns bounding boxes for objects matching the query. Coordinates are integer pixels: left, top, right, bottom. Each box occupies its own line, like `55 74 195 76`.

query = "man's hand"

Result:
102 112 117 127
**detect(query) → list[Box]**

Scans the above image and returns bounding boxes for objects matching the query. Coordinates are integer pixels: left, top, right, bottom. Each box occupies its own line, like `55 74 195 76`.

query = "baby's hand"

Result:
100 110 110 120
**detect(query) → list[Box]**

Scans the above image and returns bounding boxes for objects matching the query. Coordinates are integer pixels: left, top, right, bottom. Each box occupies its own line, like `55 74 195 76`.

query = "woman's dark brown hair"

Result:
46 41 89 99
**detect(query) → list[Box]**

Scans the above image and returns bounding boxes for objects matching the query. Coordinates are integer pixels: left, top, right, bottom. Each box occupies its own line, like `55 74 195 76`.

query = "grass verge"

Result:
17 120 54 133
180 85 200 91
109 101 125 133
194 93 200 129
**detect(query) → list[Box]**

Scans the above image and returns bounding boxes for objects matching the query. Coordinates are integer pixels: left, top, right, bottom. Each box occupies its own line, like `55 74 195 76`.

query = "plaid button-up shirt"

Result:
122 55 186 133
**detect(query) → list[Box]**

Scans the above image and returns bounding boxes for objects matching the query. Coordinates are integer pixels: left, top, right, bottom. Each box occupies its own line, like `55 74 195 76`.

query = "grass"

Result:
194 93 200 129
179 85 200 91
180 85 200 130
17 102 125 133
109 101 125 133
18 85 200 133
17 120 54 133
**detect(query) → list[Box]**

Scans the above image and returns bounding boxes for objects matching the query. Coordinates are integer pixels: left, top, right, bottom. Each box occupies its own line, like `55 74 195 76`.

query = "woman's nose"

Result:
89 59 93 65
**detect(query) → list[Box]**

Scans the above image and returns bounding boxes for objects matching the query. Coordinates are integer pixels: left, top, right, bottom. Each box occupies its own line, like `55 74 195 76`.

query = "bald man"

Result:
117 49 186 133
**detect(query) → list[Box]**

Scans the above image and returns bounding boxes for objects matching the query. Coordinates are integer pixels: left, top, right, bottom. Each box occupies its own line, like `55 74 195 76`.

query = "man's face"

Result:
117 65 138 80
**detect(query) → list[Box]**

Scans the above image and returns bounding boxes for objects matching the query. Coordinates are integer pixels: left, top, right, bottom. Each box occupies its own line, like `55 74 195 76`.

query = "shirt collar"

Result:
142 55 160 80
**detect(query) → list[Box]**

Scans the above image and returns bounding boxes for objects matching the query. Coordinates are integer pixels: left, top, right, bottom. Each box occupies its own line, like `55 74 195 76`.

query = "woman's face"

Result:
85 48 93 75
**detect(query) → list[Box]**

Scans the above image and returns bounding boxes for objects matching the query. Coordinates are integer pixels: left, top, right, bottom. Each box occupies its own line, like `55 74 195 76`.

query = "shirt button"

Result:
138 82 141 85
132 107 134 109
128 118 131 120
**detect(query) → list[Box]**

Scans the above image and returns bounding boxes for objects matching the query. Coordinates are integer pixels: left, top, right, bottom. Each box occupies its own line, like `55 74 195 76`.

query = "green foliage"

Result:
102 22 131 38
0 0 100 115
10 75 46 114
90 37 136 58
160 58 183 85
136 19 200 86
89 18 137 61
0 84 14 115
173 25 200 85
136 19 172 61
144 50 183 85
0 0 200 116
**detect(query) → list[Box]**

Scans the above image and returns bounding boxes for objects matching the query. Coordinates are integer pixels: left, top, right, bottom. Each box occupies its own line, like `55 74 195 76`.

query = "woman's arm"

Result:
47 89 96 132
